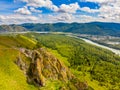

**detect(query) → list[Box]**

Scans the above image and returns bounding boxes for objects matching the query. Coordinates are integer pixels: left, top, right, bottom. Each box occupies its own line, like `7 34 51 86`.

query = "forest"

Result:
0 33 120 90
28 33 120 90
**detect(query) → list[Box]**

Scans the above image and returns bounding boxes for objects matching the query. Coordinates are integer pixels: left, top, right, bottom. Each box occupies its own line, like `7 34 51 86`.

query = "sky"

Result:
0 0 120 24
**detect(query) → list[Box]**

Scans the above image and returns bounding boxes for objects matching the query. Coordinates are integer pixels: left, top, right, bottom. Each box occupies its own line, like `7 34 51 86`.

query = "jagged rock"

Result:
15 56 28 75
15 48 88 89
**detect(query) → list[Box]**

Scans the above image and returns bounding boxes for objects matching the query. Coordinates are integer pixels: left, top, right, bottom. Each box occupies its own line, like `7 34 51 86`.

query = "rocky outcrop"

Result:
25 48 74 87
15 48 88 90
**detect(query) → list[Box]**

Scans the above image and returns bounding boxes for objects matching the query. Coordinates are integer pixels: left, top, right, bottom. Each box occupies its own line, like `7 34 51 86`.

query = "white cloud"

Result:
73 14 114 23
30 7 42 13
0 13 73 24
82 0 114 4
98 0 120 20
38 13 73 23
14 6 31 15
80 7 99 13
19 0 79 13
55 13 73 22
1 0 120 24
0 14 38 24
59 3 80 13
99 5 120 20
80 0 120 22
0 12 120 25
20 0 59 11
11 1 80 24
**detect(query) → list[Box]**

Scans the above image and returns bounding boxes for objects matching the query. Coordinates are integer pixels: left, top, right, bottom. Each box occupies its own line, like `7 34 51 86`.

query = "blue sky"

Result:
0 0 120 24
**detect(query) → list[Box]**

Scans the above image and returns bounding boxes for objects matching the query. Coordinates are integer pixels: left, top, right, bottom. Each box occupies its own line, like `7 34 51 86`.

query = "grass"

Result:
0 33 120 90
40 80 66 90
0 34 67 90
47 48 108 90
0 35 37 49
31 33 120 90
71 69 108 90
47 48 70 67
0 48 37 90
0 35 37 90
14 35 37 49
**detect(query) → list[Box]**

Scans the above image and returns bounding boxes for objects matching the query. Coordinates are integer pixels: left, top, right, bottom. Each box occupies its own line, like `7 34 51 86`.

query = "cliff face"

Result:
15 48 88 90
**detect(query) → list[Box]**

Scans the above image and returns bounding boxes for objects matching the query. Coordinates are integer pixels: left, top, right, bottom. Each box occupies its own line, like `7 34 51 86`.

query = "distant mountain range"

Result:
0 22 120 36
0 24 27 32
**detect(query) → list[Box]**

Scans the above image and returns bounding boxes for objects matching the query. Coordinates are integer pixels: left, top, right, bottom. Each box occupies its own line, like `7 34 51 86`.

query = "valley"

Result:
0 32 120 90
78 34 120 50
1 0 120 90
1 31 120 56
67 34 120 56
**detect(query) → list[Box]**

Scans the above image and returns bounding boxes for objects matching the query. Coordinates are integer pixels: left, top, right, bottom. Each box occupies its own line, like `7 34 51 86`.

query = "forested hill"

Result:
0 22 120 36
0 33 120 90
20 22 120 36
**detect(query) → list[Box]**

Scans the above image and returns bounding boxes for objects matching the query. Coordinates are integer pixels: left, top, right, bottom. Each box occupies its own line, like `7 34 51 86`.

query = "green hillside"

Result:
0 22 120 36
21 22 120 36
30 33 120 90
0 33 120 90
0 35 37 90
0 34 89 90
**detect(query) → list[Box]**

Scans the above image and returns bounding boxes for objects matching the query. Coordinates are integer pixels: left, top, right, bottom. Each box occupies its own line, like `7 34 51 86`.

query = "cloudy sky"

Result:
0 0 120 24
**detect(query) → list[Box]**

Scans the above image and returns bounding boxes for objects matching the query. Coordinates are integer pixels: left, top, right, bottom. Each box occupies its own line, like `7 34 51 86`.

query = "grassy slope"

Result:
31 33 120 90
47 48 107 90
0 33 120 90
47 49 70 67
0 35 37 90
0 34 75 90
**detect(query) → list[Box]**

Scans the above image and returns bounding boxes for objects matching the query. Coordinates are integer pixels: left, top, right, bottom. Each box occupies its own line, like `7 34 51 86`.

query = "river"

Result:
81 38 120 55
1 31 120 56
66 34 120 56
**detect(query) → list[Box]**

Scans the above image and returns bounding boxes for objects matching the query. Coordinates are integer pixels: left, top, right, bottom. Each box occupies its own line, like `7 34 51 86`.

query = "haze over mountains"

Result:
0 22 120 36
0 24 27 32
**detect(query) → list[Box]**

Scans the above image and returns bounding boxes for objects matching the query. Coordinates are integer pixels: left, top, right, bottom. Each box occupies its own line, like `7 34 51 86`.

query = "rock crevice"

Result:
15 48 88 90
